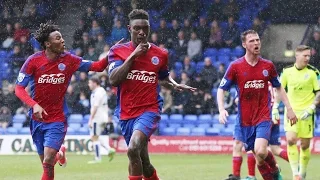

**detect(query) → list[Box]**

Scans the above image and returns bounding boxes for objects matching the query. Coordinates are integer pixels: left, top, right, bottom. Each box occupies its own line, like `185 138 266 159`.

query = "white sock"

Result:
93 141 101 161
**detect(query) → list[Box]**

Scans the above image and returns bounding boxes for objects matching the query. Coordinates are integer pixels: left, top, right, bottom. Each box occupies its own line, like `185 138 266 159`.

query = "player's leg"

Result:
269 125 288 162
299 138 311 179
88 122 102 163
140 134 159 180
30 119 45 163
98 122 116 161
246 151 257 180
285 110 300 178
254 121 280 180
42 122 67 180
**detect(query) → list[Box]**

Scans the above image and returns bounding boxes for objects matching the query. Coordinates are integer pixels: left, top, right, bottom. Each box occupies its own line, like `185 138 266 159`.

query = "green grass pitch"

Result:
1 154 320 180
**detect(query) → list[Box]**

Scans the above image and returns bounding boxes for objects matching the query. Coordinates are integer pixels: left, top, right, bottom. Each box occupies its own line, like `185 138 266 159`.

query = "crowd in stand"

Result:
2 0 319 131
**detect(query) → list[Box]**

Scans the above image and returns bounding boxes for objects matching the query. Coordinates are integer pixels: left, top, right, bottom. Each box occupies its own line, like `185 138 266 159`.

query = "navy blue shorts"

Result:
269 124 280 145
119 112 160 146
234 121 273 151
30 119 67 155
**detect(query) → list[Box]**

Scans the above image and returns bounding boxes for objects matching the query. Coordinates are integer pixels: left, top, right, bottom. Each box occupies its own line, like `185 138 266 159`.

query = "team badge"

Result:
17 73 25 82
58 63 66 71
262 69 268 77
151 56 159 65
304 73 310 79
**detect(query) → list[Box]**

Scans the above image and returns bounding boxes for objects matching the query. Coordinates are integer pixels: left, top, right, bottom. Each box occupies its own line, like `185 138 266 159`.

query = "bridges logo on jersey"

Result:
38 73 65 84
126 70 156 83
244 80 264 89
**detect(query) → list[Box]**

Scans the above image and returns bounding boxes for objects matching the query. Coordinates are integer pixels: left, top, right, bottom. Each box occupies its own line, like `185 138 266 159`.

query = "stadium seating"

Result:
66 127 77 135
160 127 176 136
13 114 27 123
170 114 184 124
191 127 206 136
19 127 30 135
6 127 18 134
68 114 83 123
176 127 191 136
205 128 220 136
203 48 218 57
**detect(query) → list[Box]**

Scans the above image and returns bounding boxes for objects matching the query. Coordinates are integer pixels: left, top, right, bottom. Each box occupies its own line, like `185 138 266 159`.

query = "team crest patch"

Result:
17 73 25 82
58 63 66 71
151 56 159 65
262 69 268 77
304 73 310 79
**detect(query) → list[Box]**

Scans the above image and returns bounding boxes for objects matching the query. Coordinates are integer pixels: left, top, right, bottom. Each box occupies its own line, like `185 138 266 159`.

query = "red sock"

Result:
247 153 256 176
143 169 159 180
128 175 142 180
54 152 60 165
264 151 278 173
232 156 242 177
279 150 289 162
257 162 273 180
41 163 54 180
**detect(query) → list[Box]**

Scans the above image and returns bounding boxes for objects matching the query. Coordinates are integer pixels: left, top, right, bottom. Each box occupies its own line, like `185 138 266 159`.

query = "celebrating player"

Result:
226 83 289 180
273 45 320 180
87 76 116 164
108 9 196 180
218 29 297 180
15 22 113 180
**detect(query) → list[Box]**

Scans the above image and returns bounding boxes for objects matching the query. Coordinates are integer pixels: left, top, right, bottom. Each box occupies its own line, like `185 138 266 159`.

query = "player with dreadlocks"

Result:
15 21 117 180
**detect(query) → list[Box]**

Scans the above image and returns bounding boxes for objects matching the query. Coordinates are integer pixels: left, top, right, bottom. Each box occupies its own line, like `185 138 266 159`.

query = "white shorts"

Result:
90 122 106 136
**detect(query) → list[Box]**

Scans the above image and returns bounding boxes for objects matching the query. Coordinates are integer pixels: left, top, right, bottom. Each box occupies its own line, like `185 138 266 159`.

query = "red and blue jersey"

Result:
16 51 95 123
108 42 169 120
219 57 281 126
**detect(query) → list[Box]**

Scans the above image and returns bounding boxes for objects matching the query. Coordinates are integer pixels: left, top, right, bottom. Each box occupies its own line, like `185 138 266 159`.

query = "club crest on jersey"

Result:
262 69 268 77
58 63 66 71
151 56 159 65
17 73 25 82
304 73 310 79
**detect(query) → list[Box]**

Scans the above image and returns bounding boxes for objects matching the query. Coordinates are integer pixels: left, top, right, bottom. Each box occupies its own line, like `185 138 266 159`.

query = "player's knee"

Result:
43 153 56 164
233 140 243 152
287 137 298 146
255 148 268 160
300 141 310 150
127 146 140 159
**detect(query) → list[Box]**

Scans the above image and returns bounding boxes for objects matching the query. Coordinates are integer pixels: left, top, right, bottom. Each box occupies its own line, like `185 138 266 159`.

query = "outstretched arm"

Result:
159 75 196 91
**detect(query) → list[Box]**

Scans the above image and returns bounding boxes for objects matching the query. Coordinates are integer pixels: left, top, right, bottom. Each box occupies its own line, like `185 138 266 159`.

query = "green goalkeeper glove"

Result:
300 104 316 120
272 103 280 124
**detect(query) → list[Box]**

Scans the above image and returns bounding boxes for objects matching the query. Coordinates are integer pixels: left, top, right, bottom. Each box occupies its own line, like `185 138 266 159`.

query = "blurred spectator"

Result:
77 92 90 114
160 87 173 114
78 72 90 97
82 7 95 31
307 31 320 69
196 17 210 48
16 35 33 57
223 0 239 20
0 106 12 129
83 46 99 62
95 33 106 55
111 20 128 44
191 75 210 94
208 20 223 48
185 0 200 21
0 23 14 43
312 16 320 33
10 45 24 80
13 22 30 43
3 84 22 113
187 32 202 61
0 7 13 25
65 85 80 114
199 57 218 91
76 32 95 54
23 5 41 30
99 44 110 60
72 20 86 49
22 0 35 17
169 19 181 43
96 6 113 37
185 90 203 115
202 91 216 114
107 87 117 112
208 0 224 21
214 63 226 87
173 31 188 60
222 16 240 48
99 74 110 89
181 19 193 39
182 56 196 77
157 19 170 45
89 20 104 41
75 48 83 57
172 72 191 114
113 6 125 26
150 32 159 45
252 17 264 37
164 0 184 21
179 72 191 85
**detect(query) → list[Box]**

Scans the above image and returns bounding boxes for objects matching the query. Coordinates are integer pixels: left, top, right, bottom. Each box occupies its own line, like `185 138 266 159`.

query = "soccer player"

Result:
108 9 196 180
87 76 116 164
227 83 289 180
218 29 297 180
15 22 113 180
273 45 320 180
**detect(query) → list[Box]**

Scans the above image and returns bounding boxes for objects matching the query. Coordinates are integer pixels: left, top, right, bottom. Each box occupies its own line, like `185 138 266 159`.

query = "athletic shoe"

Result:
58 145 67 168
241 176 257 180
87 159 102 164
225 174 240 180
108 148 116 162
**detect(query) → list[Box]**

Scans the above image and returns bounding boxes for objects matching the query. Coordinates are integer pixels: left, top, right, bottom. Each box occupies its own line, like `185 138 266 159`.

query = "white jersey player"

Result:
88 76 115 164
